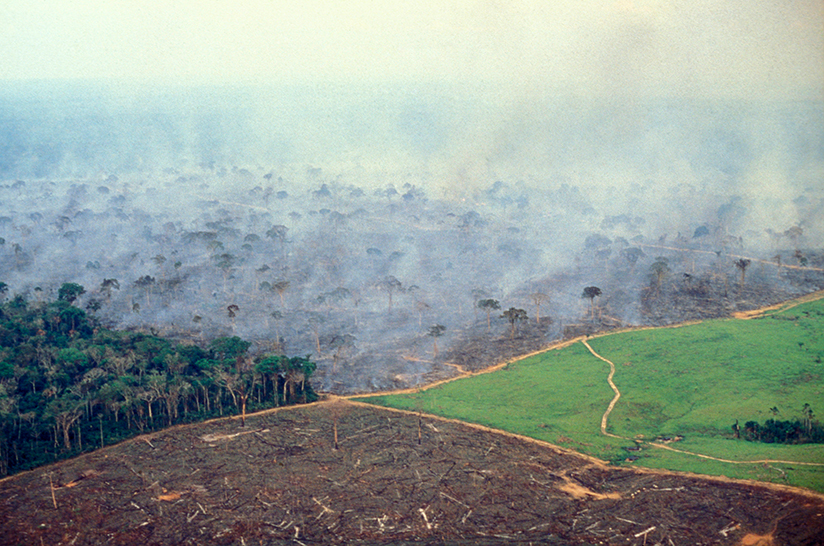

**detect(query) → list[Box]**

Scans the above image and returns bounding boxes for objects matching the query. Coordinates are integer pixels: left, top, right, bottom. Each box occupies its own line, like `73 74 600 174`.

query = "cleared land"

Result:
361 296 824 493
1 402 823 545
2 297 824 545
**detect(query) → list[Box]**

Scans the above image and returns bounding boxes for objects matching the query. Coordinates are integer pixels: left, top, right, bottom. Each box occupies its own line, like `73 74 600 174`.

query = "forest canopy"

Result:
0 283 317 476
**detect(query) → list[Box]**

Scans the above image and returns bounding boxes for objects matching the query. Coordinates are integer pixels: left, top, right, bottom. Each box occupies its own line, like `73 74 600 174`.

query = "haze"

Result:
1 1 822 392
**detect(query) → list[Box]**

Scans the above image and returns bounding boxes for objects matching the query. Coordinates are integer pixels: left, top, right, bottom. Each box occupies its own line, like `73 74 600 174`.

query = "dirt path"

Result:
354 290 824 475
579 334 824 469
637 243 824 273
356 336 585 399
732 288 824 319
580 339 623 439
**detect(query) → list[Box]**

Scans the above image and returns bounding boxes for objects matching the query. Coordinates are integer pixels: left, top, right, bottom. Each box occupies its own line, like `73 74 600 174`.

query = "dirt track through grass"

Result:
579 337 824 468
581 339 623 439
361 291 824 492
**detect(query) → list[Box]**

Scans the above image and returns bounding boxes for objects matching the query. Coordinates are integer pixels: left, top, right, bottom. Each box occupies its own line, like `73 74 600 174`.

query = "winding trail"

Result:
347 289 824 483
579 333 824 468
580 339 622 439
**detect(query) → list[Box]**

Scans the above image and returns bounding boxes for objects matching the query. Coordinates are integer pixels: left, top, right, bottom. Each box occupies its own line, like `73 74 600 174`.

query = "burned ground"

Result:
1 402 822 545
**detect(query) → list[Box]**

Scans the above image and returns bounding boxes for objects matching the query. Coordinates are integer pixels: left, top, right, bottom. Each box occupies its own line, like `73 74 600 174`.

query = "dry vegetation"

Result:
2 402 822 545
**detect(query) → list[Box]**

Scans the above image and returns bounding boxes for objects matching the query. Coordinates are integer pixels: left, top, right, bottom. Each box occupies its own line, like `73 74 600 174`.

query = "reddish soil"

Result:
2 401 822 545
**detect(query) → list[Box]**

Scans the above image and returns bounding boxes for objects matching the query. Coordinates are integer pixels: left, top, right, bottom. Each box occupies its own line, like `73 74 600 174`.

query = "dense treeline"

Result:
740 405 822 444
0 283 317 476
742 418 824 445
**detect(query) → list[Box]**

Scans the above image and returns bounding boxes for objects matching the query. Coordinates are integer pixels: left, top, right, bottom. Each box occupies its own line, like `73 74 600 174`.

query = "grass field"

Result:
358 297 824 493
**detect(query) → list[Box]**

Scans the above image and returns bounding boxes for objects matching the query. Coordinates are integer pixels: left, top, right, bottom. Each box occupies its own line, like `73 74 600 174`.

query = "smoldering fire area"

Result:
1 84 823 394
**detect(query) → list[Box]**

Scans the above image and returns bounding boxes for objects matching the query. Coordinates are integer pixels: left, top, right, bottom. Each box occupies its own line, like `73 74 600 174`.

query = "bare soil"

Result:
2 401 822 545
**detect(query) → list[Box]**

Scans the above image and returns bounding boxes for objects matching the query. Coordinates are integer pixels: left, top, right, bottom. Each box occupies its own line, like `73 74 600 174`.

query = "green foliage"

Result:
360 298 824 492
743 418 824 444
0 289 317 477
210 336 252 363
57 282 85 304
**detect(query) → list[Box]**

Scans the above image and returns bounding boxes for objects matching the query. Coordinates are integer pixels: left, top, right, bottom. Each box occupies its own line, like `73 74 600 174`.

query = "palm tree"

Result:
735 258 751 285
802 403 814 433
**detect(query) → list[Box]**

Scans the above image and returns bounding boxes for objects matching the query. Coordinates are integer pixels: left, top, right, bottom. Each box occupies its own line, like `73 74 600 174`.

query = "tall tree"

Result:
735 258 751 285
266 224 289 261
213 253 237 294
500 308 527 339
282 356 316 404
210 336 254 426
581 286 602 319
255 355 284 406
378 276 404 311
269 310 283 346
477 299 501 332
46 393 84 450
649 257 670 297
530 292 549 325
99 278 119 302
226 304 240 333
134 275 155 307
427 324 446 357
272 280 290 307
329 333 356 372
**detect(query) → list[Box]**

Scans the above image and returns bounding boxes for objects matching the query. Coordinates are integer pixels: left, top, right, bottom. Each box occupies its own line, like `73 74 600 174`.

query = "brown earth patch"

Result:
2 401 822 546
737 533 775 546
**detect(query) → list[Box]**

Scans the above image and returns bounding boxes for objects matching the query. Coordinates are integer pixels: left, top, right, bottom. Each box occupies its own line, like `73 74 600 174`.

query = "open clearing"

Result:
361 296 824 493
1 402 823 545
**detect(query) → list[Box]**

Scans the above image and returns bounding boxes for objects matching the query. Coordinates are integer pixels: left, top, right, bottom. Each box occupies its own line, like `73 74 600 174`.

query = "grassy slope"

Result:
359 298 824 492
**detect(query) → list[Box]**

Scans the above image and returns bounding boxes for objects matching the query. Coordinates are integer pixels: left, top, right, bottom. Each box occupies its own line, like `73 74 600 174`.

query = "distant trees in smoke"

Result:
0 168 821 395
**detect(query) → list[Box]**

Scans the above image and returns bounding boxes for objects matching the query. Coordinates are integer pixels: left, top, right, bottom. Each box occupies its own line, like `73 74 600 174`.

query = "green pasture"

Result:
358 298 824 493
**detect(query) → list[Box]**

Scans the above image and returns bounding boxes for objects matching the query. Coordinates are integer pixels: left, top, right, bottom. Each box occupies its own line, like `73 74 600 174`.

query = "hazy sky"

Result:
2 0 822 100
